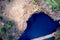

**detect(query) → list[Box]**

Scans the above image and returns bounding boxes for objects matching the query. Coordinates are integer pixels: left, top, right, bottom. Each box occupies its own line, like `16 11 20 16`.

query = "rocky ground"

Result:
35 0 60 20
0 0 38 40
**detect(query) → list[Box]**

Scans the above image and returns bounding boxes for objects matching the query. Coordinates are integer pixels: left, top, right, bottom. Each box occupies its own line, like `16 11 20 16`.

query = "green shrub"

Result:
0 16 3 21
8 35 13 40
5 21 14 29
0 28 6 35
32 0 37 5
57 31 60 35
44 0 60 11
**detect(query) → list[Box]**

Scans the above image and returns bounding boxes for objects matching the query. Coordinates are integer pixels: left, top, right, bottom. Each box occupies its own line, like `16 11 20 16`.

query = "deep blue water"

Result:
18 12 59 40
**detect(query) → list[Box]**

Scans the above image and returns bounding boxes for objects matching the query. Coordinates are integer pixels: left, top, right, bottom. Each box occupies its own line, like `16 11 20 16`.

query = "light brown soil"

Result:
3 0 38 32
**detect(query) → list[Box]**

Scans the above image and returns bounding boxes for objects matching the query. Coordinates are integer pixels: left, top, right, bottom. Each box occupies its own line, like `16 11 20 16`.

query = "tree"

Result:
57 31 60 36
5 21 14 29
0 28 6 35
44 0 60 11
0 16 3 21
8 35 13 40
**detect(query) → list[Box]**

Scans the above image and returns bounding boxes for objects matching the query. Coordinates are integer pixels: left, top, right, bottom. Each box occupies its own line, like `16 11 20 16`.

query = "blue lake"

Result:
18 12 59 40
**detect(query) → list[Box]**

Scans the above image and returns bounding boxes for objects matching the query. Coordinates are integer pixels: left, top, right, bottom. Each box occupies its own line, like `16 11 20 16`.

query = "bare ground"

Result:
3 0 38 32
0 0 38 40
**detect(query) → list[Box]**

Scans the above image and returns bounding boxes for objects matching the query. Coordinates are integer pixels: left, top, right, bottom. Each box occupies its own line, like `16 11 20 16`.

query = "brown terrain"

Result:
3 0 38 32
0 0 38 40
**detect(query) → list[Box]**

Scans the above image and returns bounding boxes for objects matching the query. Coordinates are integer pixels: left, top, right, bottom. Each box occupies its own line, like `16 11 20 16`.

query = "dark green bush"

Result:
8 35 13 40
5 21 14 29
0 28 6 35
0 16 3 21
